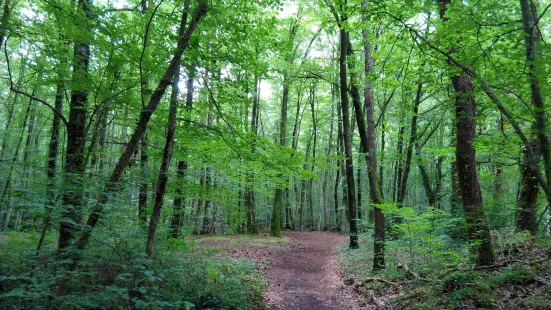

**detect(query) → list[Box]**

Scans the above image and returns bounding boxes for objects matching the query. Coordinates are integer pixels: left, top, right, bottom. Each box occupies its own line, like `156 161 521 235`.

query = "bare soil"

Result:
261 231 361 310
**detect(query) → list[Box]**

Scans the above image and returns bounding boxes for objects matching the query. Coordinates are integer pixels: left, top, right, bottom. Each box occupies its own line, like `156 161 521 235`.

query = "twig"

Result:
369 291 384 308
4 38 69 128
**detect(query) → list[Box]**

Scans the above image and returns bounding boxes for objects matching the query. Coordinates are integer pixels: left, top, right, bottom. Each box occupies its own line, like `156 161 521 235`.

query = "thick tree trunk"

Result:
58 0 91 253
452 74 495 265
517 134 539 234
439 0 494 266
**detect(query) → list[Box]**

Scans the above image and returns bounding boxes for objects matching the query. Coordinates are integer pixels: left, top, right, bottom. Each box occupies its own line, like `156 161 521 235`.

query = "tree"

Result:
439 0 495 266
56 2 208 295
58 0 92 253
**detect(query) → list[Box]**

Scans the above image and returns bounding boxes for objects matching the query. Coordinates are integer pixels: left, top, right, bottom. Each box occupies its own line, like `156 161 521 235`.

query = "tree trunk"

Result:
309 86 317 230
138 136 149 224
58 0 92 253
271 74 289 237
397 84 422 207
169 64 195 239
37 77 64 256
272 21 297 237
56 2 207 295
439 0 495 266
0 0 11 51
519 0 549 232
517 133 539 234
361 2 385 270
378 117 385 204
145 62 180 258
338 29 358 249
245 73 259 234
453 74 495 265
1 95 33 227
393 124 405 202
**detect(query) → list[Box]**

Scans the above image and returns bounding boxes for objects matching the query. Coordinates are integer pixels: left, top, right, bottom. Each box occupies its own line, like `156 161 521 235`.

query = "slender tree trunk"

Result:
393 124 405 202
245 73 259 234
397 84 422 207
519 0 550 232
309 86 317 230
202 113 214 234
338 29 358 249
322 99 335 231
37 78 64 256
379 117 385 201
138 136 149 224
272 21 297 237
56 3 207 295
272 73 289 237
146 62 180 258
1 96 32 228
356 154 362 229
416 145 435 207
170 65 194 239
361 2 385 270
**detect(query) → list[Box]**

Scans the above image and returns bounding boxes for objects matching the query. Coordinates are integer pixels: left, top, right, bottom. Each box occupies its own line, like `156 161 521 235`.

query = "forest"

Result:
0 0 550 309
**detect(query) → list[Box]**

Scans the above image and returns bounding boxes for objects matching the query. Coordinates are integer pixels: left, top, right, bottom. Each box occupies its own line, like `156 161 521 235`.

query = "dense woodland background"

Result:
0 0 550 308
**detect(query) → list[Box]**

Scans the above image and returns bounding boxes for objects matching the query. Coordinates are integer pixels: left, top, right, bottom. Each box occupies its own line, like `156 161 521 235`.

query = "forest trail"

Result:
263 232 361 310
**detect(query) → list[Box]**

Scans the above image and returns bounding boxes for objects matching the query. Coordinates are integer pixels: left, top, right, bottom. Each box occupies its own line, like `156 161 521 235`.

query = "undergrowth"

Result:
0 226 266 310
340 207 551 310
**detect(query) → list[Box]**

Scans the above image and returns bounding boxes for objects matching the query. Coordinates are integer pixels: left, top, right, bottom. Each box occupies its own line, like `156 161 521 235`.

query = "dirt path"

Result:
263 231 360 310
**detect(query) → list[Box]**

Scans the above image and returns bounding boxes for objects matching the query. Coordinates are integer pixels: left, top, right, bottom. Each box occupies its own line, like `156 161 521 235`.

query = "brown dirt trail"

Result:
263 231 361 310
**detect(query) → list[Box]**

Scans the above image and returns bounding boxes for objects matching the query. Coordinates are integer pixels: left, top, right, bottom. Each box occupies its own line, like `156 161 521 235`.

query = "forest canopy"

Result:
0 0 550 309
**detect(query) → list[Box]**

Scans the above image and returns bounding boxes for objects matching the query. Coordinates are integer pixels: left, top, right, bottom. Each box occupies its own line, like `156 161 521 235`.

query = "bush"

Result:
0 229 265 310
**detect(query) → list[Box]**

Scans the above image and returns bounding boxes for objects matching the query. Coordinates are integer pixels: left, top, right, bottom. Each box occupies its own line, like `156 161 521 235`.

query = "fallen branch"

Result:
442 256 551 276
398 263 419 280
398 263 442 283
364 277 400 286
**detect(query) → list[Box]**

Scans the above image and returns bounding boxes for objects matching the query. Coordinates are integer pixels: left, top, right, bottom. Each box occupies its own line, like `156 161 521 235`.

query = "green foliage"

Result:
442 271 479 293
0 229 265 309
487 265 536 286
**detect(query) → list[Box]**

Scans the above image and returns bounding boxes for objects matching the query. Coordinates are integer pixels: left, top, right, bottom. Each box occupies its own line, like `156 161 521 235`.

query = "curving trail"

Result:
263 232 361 310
